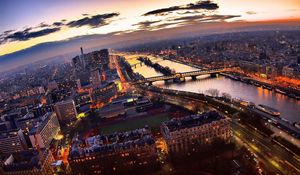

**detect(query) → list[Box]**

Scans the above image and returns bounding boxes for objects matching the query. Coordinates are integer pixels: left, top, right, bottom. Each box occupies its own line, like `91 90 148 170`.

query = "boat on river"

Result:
275 88 286 95
256 104 281 117
233 98 255 107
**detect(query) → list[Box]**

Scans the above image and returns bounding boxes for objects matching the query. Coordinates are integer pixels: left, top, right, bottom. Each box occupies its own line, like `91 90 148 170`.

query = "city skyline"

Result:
1 1 300 175
0 0 300 70
0 13 300 175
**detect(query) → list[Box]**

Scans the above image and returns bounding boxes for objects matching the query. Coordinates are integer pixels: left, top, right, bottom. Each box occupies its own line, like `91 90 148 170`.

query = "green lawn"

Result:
100 113 170 134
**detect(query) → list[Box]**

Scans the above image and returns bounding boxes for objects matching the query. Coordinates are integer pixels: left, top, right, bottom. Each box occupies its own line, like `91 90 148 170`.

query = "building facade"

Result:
15 113 43 132
161 111 232 153
1 149 55 175
29 112 60 149
68 128 159 175
54 99 77 124
90 82 118 107
72 48 110 87
0 129 27 155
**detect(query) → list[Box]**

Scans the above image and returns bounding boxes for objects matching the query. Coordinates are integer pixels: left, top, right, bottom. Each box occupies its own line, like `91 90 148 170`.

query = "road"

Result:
145 87 300 174
111 54 130 92
250 107 300 136
233 121 300 174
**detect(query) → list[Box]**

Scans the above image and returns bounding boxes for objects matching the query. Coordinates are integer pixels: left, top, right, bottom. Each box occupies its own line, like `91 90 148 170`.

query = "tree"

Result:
205 88 220 97
221 92 231 100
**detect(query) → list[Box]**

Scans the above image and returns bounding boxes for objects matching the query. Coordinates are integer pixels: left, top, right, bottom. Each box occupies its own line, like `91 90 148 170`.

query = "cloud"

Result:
185 0 219 10
144 6 181 16
143 0 219 16
67 12 119 28
38 22 50 28
1 27 60 43
0 12 120 45
52 22 64 27
133 20 162 30
133 14 241 31
173 14 241 22
23 27 32 32
152 22 183 30
246 11 256 15
133 21 176 31
3 30 15 34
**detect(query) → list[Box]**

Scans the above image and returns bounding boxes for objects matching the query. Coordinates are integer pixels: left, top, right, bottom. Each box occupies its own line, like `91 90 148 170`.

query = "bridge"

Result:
135 69 226 85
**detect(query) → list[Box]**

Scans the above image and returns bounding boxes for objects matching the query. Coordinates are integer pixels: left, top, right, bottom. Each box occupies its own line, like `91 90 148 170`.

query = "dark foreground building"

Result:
1 149 54 175
68 128 159 175
161 111 232 153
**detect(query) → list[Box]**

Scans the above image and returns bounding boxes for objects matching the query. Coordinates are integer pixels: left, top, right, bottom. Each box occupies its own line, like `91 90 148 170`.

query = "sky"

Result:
0 0 300 71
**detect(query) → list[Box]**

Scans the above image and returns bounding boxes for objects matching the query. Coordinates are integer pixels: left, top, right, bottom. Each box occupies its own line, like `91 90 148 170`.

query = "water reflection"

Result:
153 59 198 73
156 76 300 122
133 65 163 78
128 55 300 122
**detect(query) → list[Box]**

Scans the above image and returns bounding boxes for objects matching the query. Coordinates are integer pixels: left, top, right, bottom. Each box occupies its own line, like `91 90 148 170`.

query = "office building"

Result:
0 129 27 155
0 121 12 132
15 109 51 133
29 112 60 149
72 48 110 87
15 113 40 132
90 82 118 105
32 105 54 118
54 99 77 124
74 92 91 107
84 49 109 71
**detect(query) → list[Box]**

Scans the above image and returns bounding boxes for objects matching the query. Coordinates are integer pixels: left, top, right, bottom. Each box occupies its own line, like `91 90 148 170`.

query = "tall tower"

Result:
80 47 84 56
80 47 86 69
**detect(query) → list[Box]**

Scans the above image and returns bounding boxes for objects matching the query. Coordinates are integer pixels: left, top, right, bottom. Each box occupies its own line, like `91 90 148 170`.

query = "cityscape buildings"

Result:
0 1 300 174
73 48 110 88
68 128 158 174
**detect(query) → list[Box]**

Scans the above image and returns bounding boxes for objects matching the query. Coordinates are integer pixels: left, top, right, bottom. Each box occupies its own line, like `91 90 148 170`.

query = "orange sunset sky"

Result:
0 0 300 57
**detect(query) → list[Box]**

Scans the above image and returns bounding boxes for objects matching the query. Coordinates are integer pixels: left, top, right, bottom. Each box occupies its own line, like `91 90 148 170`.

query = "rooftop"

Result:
163 111 225 132
69 128 155 159
2 149 48 172
29 112 54 135
55 98 74 105
0 129 21 139
16 112 37 122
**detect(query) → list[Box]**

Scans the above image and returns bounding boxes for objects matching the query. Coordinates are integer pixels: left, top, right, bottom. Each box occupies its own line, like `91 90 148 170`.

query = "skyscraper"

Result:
29 112 60 149
54 99 77 125
72 48 110 87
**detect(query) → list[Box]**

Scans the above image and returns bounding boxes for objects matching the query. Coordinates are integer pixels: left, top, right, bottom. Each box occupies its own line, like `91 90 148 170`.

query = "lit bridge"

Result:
135 69 226 85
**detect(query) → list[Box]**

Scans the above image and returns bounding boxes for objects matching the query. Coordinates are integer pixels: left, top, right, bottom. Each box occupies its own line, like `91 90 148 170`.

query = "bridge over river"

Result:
135 69 226 85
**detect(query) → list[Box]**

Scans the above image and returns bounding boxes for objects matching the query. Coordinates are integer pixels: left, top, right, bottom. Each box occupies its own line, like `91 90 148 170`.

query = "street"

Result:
232 121 300 175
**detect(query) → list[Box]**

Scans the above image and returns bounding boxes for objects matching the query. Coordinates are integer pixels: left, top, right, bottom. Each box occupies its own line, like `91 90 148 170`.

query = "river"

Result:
129 55 300 123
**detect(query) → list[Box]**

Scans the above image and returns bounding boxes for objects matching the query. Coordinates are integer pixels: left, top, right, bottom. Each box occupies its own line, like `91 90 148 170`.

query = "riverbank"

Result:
221 72 300 99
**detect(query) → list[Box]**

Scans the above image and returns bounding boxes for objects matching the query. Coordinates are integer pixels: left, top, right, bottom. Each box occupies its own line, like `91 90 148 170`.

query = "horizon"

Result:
1 0 300 72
